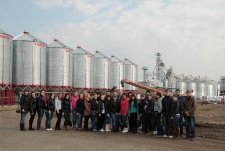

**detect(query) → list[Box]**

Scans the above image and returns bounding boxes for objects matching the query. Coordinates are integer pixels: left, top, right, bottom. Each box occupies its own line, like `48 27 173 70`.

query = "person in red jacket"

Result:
120 93 129 133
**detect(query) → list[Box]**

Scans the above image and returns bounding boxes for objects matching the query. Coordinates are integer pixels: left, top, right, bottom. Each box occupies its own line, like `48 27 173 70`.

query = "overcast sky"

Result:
1 0 224 81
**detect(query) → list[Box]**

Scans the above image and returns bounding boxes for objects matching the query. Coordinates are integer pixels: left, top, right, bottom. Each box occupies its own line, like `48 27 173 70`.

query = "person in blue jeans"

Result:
183 90 196 141
76 93 85 131
110 95 120 132
19 90 29 131
45 93 55 131
36 90 45 130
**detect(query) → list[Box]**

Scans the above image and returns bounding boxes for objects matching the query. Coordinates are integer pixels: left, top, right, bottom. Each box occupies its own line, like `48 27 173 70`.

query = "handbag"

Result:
16 103 21 113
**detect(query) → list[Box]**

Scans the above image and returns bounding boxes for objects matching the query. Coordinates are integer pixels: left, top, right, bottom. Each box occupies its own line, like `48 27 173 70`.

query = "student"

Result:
62 94 71 131
162 89 172 138
45 94 55 131
175 89 184 137
19 90 29 131
55 93 63 130
84 94 92 131
97 94 106 132
138 94 146 131
183 90 196 141
28 92 37 130
105 95 112 132
120 93 129 133
153 92 163 136
71 91 78 129
76 93 85 131
91 93 98 131
143 94 154 134
169 95 180 139
36 90 45 130
128 94 139 134
110 95 121 132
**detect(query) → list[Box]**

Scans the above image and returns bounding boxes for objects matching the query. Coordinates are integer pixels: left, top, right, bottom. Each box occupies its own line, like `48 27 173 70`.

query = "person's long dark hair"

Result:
64 93 70 100
129 94 137 108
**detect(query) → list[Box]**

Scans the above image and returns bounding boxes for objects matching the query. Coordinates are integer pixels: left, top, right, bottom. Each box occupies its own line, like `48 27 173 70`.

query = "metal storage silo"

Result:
47 39 73 87
13 32 46 87
207 80 217 96
124 59 138 91
93 51 111 89
175 76 187 94
0 29 13 86
73 46 94 89
110 56 125 90
196 78 207 97
186 76 197 96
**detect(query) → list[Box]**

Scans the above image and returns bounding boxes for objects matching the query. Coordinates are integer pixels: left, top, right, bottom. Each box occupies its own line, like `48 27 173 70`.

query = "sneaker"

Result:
46 129 50 131
168 135 173 139
163 135 168 138
92 129 97 132
106 129 111 132
99 129 105 132
153 131 158 135
122 128 128 133
50 128 54 131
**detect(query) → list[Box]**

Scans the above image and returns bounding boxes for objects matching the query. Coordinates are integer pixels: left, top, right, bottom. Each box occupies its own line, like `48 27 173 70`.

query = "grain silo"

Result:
186 76 197 96
175 75 187 94
13 32 46 91
124 58 138 91
73 46 94 89
110 55 125 90
0 29 13 106
47 39 73 90
93 51 111 90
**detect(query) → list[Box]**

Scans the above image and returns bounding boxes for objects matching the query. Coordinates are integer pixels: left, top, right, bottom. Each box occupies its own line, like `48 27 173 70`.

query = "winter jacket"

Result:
128 99 139 116
120 98 129 116
178 96 184 114
98 99 105 115
104 99 111 115
91 98 99 115
46 98 55 111
183 96 196 117
36 95 45 110
62 99 71 113
55 97 62 112
154 97 163 113
145 99 154 114
20 94 29 113
138 99 146 115
84 99 92 116
29 97 37 113
71 95 78 109
162 96 172 116
170 101 179 116
110 99 121 114
76 99 85 114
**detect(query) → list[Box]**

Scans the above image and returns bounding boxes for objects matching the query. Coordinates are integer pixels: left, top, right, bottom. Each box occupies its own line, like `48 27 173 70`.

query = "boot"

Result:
105 124 111 132
20 124 23 131
21 123 26 131
29 120 35 130
176 128 181 140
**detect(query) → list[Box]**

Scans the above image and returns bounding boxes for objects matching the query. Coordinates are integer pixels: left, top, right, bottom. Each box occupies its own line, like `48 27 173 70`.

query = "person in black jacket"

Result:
62 93 71 130
97 94 105 132
28 92 37 130
104 95 111 132
162 89 173 137
138 94 146 132
36 90 45 130
143 94 155 134
45 94 55 131
91 93 99 131
19 90 30 131
110 95 121 132
76 93 85 130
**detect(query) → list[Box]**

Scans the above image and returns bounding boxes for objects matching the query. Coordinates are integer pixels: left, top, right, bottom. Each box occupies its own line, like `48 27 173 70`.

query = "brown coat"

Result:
183 96 196 117
84 99 92 116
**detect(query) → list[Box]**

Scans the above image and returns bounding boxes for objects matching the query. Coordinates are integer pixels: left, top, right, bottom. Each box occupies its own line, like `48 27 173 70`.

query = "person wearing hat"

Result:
19 89 30 131
183 90 196 141
110 95 121 132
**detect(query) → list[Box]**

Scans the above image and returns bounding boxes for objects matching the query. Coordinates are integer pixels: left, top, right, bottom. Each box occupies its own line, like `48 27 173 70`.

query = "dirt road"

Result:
0 110 225 151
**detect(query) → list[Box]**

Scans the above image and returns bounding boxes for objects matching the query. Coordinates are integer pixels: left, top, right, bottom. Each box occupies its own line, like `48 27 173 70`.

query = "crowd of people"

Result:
19 88 196 141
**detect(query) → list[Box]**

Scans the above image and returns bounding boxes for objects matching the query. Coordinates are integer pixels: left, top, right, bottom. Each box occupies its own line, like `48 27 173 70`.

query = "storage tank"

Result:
196 79 206 97
47 39 73 87
124 58 138 91
175 76 187 94
110 55 125 90
13 32 46 86
166 73 176 91
0 29 13 86
207 80 217 96
93 51 111 89
73 46 94 89
186 77 197 96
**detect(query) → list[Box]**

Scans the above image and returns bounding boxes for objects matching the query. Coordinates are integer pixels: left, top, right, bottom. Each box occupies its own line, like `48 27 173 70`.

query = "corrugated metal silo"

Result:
13 32 46 86
175 76 187 94
73 46 94 89
110 55 125 90
186 76 197 96
47 39 73 87
124 59 138 90
93 51 111 89
207 80 217 96
0 29 13 86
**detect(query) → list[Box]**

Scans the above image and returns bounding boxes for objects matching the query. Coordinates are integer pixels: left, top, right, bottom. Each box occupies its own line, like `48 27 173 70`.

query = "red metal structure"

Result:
121 79 166 95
